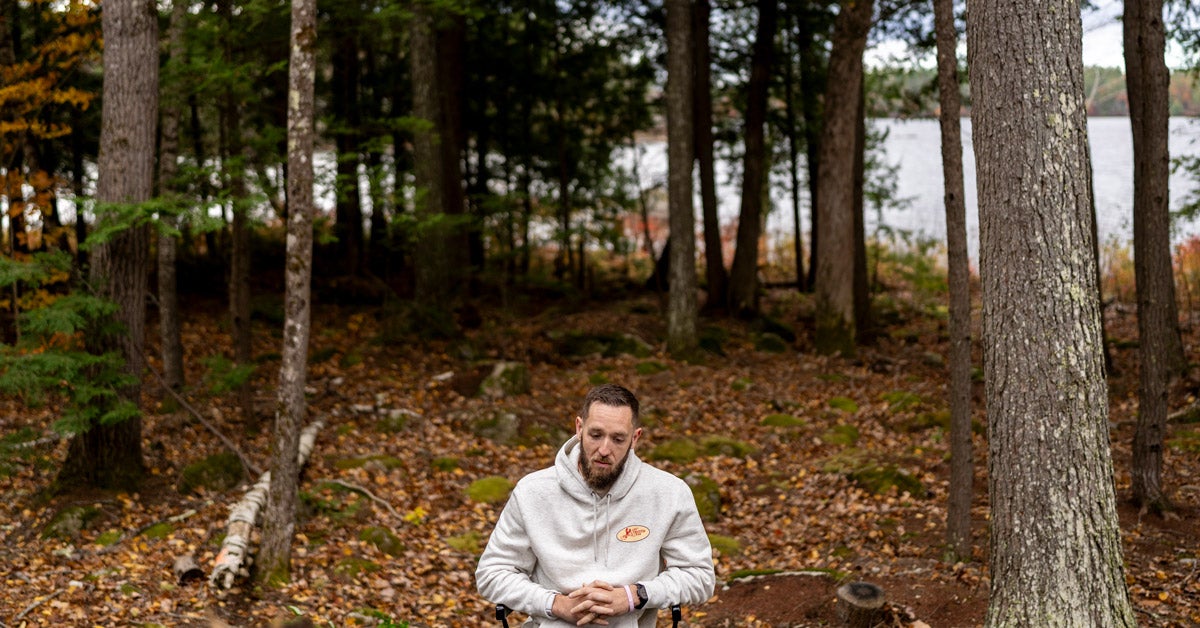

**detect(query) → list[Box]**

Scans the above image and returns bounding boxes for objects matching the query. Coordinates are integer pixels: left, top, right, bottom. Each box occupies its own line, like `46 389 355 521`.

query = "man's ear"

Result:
575 416 583 435
632 427 643 446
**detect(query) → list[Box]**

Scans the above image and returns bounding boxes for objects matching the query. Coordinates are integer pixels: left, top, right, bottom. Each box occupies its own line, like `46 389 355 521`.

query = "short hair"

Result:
580 384 640 426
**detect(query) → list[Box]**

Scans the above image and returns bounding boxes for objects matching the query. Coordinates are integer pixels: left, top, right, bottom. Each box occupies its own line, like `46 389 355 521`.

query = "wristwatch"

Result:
634 583 648 609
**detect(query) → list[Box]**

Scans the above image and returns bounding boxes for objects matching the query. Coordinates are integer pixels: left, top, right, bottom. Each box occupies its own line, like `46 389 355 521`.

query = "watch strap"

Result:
634 583 648 609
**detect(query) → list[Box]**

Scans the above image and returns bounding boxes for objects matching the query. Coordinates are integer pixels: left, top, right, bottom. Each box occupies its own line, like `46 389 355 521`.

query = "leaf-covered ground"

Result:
1 290 1198 627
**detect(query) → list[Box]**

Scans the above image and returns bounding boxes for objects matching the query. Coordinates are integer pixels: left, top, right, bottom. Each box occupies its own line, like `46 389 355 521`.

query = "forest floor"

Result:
1 287 1199 627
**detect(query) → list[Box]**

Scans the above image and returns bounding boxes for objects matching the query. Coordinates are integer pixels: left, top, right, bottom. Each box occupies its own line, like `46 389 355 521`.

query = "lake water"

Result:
633 117 1200 262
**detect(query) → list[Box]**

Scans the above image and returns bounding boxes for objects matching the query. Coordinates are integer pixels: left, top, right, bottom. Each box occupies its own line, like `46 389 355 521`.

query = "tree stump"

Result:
836 581 885 628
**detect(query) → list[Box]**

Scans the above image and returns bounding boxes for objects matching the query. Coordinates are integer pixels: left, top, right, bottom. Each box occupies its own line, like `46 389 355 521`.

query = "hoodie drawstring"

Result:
590 493 613 565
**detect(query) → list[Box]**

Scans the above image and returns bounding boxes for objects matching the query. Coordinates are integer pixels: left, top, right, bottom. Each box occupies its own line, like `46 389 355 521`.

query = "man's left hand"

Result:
566 580 629 625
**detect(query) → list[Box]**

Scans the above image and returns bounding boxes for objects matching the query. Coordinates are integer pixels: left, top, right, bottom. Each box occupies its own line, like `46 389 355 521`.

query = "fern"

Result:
0 255 140 438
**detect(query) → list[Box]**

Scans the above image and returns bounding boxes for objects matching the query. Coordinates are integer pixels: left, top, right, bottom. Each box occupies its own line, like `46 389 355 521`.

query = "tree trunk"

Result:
933 0 973 560
257 0 316 583
1126 0 1183 512
665 0 698 359
968 0 1137 623
60 0 157 490
332 25 364 277
782 11 806 293
694 0 726 309
797 5 826 291
217 0 252 421
813 0 872 356
410 1 452 309
727 0 778 316
438 13 469 289
852 77 869 341
157 0 188 393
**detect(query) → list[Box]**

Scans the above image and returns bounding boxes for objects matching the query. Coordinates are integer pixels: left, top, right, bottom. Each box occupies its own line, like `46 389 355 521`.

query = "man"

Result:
476 384 715 627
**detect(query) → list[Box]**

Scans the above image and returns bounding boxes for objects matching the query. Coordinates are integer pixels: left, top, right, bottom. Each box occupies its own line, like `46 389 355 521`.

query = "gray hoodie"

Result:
475 435 715 627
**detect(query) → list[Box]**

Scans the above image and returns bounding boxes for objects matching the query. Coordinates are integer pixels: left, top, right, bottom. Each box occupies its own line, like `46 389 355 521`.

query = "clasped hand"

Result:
556 580 635 626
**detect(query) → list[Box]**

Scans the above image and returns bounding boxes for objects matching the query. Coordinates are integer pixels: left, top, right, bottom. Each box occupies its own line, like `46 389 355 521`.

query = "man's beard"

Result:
580 452 629 492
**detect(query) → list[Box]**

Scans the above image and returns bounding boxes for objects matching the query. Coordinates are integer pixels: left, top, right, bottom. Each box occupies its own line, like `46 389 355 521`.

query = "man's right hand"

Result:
554 581 619 626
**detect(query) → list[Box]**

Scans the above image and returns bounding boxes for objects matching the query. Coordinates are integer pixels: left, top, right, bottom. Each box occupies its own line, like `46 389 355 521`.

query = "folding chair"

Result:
496 603 682 627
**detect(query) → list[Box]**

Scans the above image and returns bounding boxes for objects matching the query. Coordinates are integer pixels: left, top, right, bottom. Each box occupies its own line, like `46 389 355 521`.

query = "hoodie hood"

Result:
555 434 643 502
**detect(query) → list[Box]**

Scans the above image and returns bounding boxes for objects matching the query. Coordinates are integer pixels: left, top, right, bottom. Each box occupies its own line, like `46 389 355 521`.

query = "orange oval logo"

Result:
616 525 650 543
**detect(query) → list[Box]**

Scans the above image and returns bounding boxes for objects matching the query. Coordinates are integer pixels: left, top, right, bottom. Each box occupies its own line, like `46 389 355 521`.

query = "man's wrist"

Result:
545 591 559 619
634 582 648 609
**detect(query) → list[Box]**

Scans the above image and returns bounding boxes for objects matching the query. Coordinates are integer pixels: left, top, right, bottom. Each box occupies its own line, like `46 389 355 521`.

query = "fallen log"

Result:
209 417 324 589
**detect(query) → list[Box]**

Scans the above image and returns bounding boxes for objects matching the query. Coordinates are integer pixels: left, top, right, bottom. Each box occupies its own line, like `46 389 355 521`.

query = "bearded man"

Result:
476 384 715 627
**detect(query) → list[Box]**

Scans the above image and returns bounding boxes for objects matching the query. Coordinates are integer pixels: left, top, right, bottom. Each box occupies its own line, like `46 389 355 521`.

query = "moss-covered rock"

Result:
467 476 515 504
480 361 531 398
700 436 756 458
471 410 520 445
360 526 405 557
42 505 101 540
827 397 859 413
754 332 790 354
432 457 460 472
684 473 721 522
94 530 122 547
446 531 484 555
635 361 668 375
820 424 860 446
143 522 174 539
556 332 653 358
881 390 923 412
755 316 797 343
177 452 244 495
649 438 700 464
334 557 382 581
699 326 728 356
821 450 924 497
707 533 741 556
849 465 924 497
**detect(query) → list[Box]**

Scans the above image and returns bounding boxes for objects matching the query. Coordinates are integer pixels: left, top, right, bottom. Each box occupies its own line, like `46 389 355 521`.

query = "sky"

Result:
868 0 1187 70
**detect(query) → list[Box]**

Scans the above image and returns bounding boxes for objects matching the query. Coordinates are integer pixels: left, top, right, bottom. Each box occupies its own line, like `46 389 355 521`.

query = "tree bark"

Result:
968 0 1136 623
60 0 157 490
1126 0 1183 512
693 0 726 309
332 21 364 276
782 10 806 293
813 0 872 356
157 0 188 393
665 0 698 358
410 1 452 309
217 0 252 421
727 0 778 316
797 5 826 291
852 77 869 341
933 0 973 560
257 0 316 583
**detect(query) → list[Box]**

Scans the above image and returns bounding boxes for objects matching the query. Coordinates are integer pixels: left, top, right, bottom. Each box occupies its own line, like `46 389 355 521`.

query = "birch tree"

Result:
257 0 317 582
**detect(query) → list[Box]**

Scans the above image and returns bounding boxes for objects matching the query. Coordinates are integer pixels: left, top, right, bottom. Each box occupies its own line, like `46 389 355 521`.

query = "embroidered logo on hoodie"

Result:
616 525 650 542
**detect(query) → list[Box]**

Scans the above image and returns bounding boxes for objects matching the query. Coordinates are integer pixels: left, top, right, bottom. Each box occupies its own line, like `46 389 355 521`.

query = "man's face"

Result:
576 402 641 492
